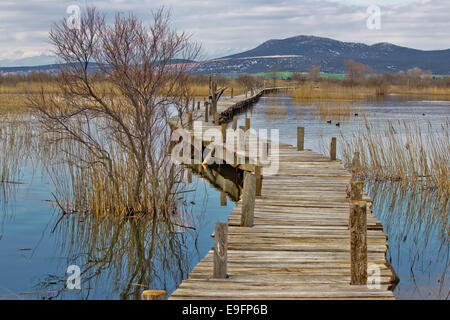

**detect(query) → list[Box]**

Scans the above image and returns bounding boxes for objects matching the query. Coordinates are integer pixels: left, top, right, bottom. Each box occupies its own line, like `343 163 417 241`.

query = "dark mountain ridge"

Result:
195 35 450 75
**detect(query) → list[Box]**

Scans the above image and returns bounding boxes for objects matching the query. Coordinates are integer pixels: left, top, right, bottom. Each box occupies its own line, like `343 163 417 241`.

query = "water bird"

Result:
336 122 340 127
422 113 425 116
354 113 359 116
326 120 332 124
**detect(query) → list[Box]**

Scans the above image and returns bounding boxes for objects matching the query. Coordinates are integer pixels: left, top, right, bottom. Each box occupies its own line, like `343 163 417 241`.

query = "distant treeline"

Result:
2 60 450 90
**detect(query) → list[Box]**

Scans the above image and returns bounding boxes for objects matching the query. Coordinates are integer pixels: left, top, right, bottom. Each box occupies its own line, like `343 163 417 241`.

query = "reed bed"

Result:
0 113 34 192
389 85 450 100
291 81 450 101
312 100 356 121
340 118 449 211
291 82 378 100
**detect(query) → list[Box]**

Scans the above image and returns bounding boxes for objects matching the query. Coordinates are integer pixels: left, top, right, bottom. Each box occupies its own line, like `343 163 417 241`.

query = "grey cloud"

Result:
0 0 449 66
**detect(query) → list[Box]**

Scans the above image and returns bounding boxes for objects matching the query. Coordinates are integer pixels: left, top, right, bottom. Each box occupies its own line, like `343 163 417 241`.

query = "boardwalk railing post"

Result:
221 123 227 142
213 222 228 279
255 165 262 196
241 171 256 227
350 181 363 201
141 290 167 300
330 137 337 160
187 112 192 129
245 118 251 131
351 151 361 180
350 200 368 285
205 102 209 122
220 191 227 206
214 112 220 125
297 126 304 151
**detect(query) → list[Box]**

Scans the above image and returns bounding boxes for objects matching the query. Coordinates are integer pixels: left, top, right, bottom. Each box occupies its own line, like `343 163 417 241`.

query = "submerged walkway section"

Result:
168 88 396 300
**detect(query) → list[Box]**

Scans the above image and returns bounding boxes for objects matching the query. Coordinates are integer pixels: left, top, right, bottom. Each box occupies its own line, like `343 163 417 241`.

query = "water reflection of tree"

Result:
32 204 201 300
368 182 449 299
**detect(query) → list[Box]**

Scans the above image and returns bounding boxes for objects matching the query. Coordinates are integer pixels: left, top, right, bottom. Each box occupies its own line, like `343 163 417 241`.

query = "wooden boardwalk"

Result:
168 88 396 300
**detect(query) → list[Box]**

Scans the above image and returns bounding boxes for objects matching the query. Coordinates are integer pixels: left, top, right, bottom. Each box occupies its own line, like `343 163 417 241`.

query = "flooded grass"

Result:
340 118 449 212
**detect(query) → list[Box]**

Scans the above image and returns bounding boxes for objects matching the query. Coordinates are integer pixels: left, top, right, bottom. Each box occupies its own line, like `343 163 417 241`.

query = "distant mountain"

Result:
0 59 195 75
3 36 449 76
0 54 56 68
194 35 450 75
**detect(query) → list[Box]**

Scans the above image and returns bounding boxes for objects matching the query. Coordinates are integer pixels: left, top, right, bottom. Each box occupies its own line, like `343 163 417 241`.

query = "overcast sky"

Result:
0 0 449 66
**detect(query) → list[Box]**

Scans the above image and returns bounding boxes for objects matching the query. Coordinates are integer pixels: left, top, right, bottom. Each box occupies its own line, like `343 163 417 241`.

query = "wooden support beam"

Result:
141 290 167 300
213 222 228 279
220 191 227 206
255 165 262 196
350 181 363 200
350 200 368 285
245 118 251 131
232 116 237 130
297 126 304 151
241 171 256 227
187 169 192 184
221 123 226 142
351 151 361 180
214 112 219 125
330 137 337 161
187 112 192 129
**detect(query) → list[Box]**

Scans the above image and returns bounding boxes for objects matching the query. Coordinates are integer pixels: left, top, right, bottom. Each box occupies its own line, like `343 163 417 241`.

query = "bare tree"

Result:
28 7 200 217
291 71 306 87
344 60 370 84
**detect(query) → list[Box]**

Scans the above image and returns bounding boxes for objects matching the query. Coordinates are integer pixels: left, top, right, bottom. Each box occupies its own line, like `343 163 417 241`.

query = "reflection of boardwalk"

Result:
169 89 396 300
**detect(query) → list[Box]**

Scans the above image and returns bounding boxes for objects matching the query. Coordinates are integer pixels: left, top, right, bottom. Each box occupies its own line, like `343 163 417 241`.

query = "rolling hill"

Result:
194 35 450 75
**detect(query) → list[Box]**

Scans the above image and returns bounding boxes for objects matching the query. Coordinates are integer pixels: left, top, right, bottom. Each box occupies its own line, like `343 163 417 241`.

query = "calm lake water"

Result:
0 94 448 299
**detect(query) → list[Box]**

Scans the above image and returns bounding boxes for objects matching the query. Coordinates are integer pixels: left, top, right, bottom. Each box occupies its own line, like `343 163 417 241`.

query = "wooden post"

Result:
297 126 304 151
330 137 337 160
187 112 192 129
214 112 219 125
231 87 234 98
187 169 192 184
232 116 237 130
221 123 226 142
255 165 262 196
350 181 363 200
351 151 361 180
204 103 209 122
197 101 200 110
220 191 227 206
241 171 256 227
213 222 228 279
141 290 167 300
350 200 368 285
192 98 195 111
245 118 250 131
